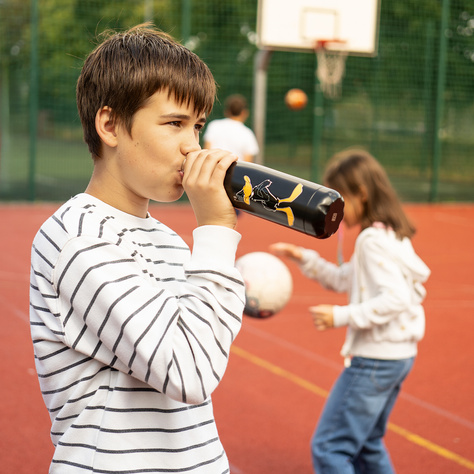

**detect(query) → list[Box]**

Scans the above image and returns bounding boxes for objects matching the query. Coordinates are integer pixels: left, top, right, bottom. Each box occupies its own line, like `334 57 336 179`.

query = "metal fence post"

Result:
430 0 449 202
181 0 191 43
28 0 39 201
1 51 11 192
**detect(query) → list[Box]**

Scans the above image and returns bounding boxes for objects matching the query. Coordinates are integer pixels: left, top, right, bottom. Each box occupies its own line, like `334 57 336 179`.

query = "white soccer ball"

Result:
236 251 293 318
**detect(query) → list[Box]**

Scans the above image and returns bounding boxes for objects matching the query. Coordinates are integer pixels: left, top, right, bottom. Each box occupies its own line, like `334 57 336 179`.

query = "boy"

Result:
29 24 245 473
204 94 259 163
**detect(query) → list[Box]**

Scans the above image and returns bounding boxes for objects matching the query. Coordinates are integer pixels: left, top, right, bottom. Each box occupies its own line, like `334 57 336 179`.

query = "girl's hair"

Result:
323 148 416 239
76 23 216 158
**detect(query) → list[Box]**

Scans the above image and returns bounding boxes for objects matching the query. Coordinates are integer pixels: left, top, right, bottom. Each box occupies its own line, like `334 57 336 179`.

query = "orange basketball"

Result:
284 88 308 110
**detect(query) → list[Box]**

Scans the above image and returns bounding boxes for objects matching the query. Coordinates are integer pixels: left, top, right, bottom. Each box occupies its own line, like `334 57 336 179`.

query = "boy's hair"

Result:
76 23 216 158
323 148 416 239
224 94 248 117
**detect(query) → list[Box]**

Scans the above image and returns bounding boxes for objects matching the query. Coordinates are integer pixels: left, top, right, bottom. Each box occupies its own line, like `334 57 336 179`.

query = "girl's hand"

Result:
309 305 334 331
269 242 303 263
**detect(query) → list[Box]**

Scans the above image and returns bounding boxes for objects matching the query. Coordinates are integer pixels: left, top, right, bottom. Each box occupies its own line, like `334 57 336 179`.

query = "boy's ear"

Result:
95 106 118 148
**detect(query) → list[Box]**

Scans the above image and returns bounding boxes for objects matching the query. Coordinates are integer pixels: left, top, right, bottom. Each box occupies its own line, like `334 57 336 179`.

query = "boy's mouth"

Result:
179 158 186 180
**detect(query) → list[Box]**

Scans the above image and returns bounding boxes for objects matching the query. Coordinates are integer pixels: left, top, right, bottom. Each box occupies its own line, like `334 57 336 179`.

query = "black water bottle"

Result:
224 161 344 239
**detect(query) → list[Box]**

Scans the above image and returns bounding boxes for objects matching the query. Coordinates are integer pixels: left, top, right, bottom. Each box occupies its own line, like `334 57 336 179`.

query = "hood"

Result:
358 226 431 284
397 236 431 284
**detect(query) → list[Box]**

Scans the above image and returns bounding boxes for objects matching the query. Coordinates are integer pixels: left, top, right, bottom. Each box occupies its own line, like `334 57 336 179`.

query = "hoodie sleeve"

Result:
299 248 353 293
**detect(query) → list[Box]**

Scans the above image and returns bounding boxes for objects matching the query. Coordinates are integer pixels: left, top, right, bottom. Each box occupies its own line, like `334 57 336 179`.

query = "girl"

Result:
270 149 430 473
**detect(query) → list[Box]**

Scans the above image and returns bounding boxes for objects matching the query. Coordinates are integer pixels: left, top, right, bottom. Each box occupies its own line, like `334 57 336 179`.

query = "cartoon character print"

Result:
234 175 303 226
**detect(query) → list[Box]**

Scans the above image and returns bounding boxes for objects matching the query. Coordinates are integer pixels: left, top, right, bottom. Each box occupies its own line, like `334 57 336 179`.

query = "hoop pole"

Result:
311 60 324 182
252 49 273 165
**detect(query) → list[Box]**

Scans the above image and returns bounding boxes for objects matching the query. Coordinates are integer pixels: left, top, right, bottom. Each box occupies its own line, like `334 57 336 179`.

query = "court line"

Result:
228 463 244 474
0 270 30 281
231 345 474 472
242 323 342 372
401 392 474 431
0 294 29 323
241 322 474 430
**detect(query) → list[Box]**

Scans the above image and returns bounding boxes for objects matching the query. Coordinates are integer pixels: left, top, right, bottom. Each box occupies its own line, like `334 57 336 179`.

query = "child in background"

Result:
270 149 430 473
204 94 259 163
30 24 245 473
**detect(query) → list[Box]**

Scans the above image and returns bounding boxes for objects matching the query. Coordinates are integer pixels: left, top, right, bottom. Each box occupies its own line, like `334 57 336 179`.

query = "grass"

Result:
0 133 92 201
263 130 474 203
1 129 473 203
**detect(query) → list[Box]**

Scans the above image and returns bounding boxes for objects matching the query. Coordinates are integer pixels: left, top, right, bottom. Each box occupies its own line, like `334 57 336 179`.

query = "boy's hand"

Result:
182 149 238 229
269 242 303 263
309 305 334 331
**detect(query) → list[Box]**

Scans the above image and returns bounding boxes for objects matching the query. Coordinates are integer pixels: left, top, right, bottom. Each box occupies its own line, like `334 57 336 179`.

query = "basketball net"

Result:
315 40 348 99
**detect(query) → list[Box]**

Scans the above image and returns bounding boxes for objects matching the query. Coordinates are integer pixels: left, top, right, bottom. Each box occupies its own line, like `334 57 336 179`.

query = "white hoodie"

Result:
299 225 430 360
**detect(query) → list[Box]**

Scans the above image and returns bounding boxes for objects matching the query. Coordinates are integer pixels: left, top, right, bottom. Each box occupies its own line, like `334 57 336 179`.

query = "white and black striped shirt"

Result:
30 194 245 473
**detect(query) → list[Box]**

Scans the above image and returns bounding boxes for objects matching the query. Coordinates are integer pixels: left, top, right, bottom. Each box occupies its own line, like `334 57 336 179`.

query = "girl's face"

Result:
340 192 365 228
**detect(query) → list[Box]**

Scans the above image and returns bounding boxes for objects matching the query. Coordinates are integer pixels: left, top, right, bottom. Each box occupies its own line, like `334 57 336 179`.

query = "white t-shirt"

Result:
204 117 259 161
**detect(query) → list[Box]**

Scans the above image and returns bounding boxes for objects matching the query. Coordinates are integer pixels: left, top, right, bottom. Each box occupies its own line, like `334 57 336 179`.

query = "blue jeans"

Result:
311 356 415 474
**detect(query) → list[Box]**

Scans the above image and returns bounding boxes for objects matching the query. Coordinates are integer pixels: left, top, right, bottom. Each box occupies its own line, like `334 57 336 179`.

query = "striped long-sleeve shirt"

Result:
29 193 245 473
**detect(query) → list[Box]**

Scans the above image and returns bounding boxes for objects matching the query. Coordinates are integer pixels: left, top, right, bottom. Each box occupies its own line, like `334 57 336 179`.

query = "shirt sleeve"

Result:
53 226 245 405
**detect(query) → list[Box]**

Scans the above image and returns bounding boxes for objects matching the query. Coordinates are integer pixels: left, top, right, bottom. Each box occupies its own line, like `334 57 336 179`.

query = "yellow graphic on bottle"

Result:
234 176 303 226
241 176 253 205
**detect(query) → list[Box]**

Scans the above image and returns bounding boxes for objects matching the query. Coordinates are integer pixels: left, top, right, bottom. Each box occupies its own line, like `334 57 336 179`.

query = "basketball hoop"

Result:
315 40 348 99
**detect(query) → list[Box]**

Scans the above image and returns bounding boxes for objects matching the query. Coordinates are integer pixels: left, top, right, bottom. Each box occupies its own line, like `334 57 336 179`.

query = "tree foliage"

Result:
1 0 473 128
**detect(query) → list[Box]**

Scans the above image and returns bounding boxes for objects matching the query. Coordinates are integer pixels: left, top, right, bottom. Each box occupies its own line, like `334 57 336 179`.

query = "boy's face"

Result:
111 89 206 207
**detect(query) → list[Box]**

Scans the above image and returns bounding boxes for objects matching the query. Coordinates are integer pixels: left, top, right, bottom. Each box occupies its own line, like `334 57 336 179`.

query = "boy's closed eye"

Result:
164 118 205 132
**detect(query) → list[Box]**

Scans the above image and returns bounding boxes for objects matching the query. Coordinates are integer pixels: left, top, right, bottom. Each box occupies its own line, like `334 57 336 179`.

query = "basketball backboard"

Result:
257 0 381 56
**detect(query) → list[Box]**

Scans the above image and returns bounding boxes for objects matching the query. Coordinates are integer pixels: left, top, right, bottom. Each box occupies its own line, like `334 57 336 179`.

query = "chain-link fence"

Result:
1 0 473 202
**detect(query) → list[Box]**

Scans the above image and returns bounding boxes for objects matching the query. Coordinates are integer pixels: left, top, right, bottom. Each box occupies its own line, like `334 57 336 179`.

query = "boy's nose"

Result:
181 134 201 155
